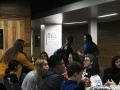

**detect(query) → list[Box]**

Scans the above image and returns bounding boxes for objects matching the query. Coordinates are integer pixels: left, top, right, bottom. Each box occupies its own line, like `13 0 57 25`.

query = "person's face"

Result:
68 54 73 63
57 59 66 74
115 59 120 68
84 57 93 68
75 71 83 83
43 60 49 69
83 35 87 43
41 54 47 60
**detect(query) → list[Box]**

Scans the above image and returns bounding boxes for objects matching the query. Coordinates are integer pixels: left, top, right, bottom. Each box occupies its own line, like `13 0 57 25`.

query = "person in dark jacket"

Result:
60 61 84 90
38 54 66 90
82 54 99 78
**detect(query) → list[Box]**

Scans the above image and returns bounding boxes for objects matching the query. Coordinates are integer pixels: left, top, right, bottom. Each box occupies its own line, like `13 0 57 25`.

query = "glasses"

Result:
84 60 90 62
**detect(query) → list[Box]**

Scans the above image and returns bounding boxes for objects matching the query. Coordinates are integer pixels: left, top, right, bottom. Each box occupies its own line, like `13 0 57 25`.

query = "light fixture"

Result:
63 21 87 24
97 13 118 18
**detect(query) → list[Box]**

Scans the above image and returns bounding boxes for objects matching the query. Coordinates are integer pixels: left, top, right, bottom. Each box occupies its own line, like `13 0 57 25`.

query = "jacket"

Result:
0 52 34 83
38 69 64 90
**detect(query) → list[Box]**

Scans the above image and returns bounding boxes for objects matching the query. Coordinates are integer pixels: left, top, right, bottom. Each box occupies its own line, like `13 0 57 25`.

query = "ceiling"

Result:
31 0 120 27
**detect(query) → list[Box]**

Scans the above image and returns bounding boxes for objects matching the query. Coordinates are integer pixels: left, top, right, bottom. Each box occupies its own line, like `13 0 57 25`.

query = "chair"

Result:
4 79 22 90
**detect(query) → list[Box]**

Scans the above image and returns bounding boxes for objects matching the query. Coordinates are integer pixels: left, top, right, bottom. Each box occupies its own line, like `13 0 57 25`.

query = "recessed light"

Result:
97 13 118 18
63 21 87 24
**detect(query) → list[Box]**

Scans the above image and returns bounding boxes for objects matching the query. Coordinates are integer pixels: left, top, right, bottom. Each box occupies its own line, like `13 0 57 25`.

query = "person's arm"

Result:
16 52 34 70
77 51 85 57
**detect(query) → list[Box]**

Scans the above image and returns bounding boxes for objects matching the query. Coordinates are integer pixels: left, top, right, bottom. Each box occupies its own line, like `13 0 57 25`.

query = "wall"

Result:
62 20 120 68
0 1 31 60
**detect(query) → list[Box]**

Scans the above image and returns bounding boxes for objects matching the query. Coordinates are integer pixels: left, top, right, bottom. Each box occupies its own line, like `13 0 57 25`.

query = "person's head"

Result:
83 34 92 43
34 58 49 85
66 35 74 47
39 52 48 60
48 54 66 74
4 39 25 63
5 60 19 74
84 54 94 69
112 56 120 70
68 52 82 64
67 61 84 83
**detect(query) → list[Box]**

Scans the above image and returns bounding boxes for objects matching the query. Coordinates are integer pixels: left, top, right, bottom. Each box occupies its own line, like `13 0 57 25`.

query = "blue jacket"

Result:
60 79 84 90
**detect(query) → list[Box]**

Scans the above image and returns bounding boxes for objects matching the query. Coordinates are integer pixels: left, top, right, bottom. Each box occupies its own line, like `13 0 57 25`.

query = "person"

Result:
77 34 99 69
0 39 34 89
39 51 48 60
62 35 74 66
4 60 19 83
82 54 99 78
104 56 120 85
38 54 66 90
60 61 85 90
68 52 82 65
21 58 49 90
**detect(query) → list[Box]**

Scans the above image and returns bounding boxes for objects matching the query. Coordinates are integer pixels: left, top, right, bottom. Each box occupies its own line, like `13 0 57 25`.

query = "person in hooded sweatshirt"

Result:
38 54 66 90
60 61 85 90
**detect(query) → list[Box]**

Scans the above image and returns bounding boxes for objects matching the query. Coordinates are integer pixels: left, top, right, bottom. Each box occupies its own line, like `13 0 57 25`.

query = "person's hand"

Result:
81 77 89 82
107 79 116 85
77 51 81 55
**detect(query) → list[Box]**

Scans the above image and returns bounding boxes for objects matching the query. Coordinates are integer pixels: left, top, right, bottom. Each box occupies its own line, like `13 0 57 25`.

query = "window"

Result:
35 36 40 47
0 29 3 49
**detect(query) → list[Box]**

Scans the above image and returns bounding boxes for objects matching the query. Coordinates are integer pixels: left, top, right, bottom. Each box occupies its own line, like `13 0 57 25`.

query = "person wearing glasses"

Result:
82 54 99 78
38 54 66 90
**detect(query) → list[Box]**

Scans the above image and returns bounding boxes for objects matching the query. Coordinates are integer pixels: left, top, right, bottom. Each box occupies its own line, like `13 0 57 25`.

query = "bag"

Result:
53 47 63 55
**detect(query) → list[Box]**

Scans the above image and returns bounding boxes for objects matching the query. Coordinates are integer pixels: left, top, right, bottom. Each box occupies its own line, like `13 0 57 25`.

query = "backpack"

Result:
53 47 64 55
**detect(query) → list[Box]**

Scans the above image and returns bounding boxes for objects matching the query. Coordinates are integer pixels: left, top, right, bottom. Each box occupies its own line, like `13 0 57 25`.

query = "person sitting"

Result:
104 56 120 85
82 54 99 78
38 54 66 90
4 60 19 83
21 58 49 90
60 61 84 90
39 51 49 60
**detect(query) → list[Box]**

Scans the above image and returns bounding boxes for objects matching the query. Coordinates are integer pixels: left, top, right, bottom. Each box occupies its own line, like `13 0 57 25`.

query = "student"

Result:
4 60 19 83
21 58 49 90
0 39 34 89
38 55 66 90
60 61 84 90
82 54 99 78
77 34 99 69
39 51 48 60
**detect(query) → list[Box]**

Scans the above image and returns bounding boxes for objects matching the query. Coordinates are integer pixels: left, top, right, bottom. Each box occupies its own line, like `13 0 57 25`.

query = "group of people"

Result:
0 34 120 90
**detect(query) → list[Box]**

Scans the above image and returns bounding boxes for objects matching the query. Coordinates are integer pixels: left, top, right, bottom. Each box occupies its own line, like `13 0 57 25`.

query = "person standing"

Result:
77 34 99 69
0 39 34 89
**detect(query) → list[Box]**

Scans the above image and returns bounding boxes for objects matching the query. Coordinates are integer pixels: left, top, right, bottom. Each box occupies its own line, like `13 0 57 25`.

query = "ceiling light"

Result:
63 21 87 24
97 13 118 18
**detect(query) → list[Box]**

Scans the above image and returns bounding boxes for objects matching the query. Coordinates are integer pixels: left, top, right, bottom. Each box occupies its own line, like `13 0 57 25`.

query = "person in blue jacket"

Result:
77 34 100 69
60 61 85 90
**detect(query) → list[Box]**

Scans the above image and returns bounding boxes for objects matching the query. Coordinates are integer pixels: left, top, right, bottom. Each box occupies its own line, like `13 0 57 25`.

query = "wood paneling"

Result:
0 1 31 61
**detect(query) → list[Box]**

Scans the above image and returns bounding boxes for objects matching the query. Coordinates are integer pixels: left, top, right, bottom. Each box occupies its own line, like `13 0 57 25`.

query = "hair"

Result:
70 52 82 64
84 34 97 53
48 54 62 68
39 51 48 60
85 54 94 62
3 39 27 63
111 56 120 74
34 58 47 85
5 60 19 75
67 61 84 77
65 35 74 47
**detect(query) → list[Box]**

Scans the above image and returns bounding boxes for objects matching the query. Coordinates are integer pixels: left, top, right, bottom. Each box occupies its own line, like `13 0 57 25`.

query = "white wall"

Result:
41 25 62 57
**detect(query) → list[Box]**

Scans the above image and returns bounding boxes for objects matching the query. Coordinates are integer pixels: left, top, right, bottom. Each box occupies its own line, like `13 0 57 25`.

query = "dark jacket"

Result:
38 69 64 90
83 67 99 78
60 79 84 90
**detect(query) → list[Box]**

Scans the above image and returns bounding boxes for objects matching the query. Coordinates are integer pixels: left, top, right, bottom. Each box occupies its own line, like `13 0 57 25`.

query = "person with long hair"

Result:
0 39 34 88
77 34 99 68
39 51 48 60
21 58 49 90
105 56 120 86
4 60 19 83
62 35 74 66
68 52 82 65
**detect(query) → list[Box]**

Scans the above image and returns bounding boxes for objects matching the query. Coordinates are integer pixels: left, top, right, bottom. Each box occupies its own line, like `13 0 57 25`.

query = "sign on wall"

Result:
46 32 58 45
